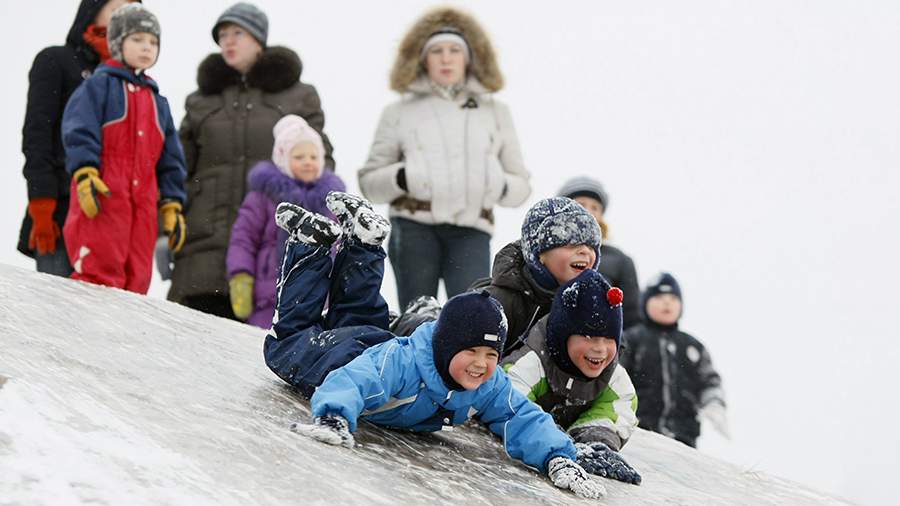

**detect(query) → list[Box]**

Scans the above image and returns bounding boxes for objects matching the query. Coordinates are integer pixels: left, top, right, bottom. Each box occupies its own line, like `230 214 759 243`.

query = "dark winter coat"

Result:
169 46 335 304
619 322 725 447
226 161 345 328
598 244 641 330
17 0 105 257
470 241 556 354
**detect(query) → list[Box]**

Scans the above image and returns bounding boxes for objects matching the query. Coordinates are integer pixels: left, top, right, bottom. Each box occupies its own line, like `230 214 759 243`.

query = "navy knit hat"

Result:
107 4 161 64
520 197 601 288
641 272 683 322
213 2 269 46
432 291 508 391
557 176 610 211
546 270 624 378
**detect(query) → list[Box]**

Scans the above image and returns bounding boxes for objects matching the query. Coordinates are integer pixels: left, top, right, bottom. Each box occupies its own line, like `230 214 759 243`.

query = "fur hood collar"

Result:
390 7 503 93
247 161 344 213
197 46 303 95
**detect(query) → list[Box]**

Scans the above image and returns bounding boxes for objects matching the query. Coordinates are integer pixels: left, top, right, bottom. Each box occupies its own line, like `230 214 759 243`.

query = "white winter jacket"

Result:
358 77 531 234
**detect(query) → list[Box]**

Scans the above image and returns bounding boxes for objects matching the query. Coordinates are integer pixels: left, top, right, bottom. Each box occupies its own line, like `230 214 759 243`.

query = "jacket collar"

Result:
196 46 302 95
406 76 490 98
96 60 159 91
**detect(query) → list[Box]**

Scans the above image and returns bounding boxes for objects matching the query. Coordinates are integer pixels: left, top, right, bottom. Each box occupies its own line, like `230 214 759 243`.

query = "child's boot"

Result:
325 191 391 246
275 202 342 247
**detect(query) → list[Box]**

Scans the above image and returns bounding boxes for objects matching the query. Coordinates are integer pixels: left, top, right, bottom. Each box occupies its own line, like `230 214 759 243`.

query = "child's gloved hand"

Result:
290 414 355 449
159 199 186 253
575 441 642 485
73 166 111 219
699 400 731 440
547 456 606 499
155 236 173 281
27 198 61 255
228 273 254 321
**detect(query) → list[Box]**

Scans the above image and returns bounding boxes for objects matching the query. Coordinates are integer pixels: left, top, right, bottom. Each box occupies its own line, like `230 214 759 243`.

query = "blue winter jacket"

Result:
311 321 577 472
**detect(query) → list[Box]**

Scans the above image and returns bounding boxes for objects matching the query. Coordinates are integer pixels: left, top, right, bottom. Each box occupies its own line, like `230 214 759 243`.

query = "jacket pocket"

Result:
404 130 433 201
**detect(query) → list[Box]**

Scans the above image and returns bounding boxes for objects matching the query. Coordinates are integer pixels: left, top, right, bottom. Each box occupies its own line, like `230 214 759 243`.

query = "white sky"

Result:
1 1 898 504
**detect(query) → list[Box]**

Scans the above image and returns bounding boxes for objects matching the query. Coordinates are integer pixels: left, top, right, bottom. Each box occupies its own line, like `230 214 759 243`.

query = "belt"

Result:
391 196 494 225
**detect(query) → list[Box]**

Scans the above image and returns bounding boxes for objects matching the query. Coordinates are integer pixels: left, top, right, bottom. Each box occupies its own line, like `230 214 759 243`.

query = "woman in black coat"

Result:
17 0 132 276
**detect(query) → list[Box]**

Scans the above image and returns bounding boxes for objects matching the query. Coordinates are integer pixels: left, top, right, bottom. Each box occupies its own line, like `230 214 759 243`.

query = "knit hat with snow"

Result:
271 115 325 179
212 2 268 46
641 272 683 323
107 4 160 64
557 176 610 211
520 197 602 289
432 291 508 391
546 269 624 378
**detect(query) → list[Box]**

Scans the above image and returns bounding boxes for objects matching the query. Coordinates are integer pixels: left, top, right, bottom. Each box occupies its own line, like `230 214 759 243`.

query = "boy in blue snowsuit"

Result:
264 192 606 500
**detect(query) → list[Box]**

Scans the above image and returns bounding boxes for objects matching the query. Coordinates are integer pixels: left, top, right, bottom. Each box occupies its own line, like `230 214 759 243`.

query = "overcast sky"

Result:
1 1 898 503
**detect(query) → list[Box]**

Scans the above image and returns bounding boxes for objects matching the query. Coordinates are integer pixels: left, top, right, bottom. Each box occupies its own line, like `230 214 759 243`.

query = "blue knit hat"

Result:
432 291 508 391
546 270 624 378
641 272 683 323
520 197 601 289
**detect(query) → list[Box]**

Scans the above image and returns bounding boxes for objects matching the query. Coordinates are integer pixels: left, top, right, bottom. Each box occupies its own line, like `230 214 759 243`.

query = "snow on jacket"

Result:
226 161 345 328
169 46 334 304
17 0 107 257
619 322 725 446
311 321 576 473
598 244 641 330
502 318 638 451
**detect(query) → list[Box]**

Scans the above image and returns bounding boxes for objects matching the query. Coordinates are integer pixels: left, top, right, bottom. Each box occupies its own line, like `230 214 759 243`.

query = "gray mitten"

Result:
575 441 642 485
154 236 173 280
290 414 355 449
547 456 606 499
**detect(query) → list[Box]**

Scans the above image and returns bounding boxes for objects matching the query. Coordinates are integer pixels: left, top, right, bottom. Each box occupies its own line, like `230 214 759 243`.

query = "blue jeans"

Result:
263 239 394 398
388 218 491 309
35 244 74 278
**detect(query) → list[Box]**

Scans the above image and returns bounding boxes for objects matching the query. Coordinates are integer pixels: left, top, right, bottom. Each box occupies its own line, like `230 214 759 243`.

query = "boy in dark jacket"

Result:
619 273 729 448
62 4 187 294
265 192 606 500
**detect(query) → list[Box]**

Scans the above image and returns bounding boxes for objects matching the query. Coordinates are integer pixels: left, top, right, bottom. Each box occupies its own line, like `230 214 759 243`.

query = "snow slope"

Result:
0 264 850 505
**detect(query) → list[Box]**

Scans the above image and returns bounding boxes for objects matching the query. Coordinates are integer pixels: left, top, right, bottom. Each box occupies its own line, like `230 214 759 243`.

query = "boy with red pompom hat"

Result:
503 269 642 485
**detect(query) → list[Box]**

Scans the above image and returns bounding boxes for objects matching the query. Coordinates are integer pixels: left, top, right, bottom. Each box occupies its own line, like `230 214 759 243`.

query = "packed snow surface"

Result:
0 264 850 505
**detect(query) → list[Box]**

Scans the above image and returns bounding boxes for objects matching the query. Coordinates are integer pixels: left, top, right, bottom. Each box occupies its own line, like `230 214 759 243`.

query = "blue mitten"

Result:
575 441 642 485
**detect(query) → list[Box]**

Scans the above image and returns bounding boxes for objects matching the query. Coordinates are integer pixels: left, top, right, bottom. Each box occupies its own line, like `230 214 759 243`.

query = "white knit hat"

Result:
271 115 325 178
420 28 470 63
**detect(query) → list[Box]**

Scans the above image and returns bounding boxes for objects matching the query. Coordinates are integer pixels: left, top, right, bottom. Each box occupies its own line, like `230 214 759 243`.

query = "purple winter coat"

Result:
226 161 346 328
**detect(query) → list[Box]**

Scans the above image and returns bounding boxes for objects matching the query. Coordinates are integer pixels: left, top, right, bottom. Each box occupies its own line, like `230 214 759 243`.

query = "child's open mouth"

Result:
466 369 486 379
584 356 607 369
570 261 589 272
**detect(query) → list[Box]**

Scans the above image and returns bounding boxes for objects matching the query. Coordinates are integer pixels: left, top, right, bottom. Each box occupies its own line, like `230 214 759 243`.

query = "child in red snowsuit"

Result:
62 4 187 294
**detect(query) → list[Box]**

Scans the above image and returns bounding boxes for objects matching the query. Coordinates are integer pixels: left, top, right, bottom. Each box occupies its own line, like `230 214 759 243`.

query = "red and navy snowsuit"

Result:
61 60 187 294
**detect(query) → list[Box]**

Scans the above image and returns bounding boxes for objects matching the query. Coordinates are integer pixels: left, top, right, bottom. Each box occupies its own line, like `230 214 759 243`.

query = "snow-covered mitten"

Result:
699 401 731 440
275 202 342 246
290 415 355 449
547 456 606 499
575 442 642 485
325 191 391 246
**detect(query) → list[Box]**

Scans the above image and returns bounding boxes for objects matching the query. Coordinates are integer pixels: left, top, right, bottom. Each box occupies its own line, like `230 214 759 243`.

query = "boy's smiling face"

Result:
539 244 597 284
448 346 499 390
566 334 617 378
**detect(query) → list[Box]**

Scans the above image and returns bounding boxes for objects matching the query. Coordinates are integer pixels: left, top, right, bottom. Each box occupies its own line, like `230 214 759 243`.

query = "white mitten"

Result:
547 456 606 499
699 401 731 440
290 414 355 448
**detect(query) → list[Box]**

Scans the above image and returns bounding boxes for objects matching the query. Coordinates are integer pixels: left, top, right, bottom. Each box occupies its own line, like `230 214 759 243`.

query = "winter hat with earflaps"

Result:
212 2 268 46
557 176 610 212
107 4 160 64
546 270 624 379
520 197 602 289
272 115 325 179
432 291 508 391
640 272 683 323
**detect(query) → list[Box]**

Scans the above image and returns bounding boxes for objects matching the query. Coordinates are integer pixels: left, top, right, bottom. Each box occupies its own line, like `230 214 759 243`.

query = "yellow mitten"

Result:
73 166 111 219
159 199 186 253
229 272 254 321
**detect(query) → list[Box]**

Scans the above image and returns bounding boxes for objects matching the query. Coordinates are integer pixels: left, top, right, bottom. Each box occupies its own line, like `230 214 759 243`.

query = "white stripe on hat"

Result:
484 334 499 342
421 33 470 62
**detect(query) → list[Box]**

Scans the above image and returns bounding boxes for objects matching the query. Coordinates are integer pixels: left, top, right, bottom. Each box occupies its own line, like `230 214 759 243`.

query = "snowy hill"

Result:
0 264 850 505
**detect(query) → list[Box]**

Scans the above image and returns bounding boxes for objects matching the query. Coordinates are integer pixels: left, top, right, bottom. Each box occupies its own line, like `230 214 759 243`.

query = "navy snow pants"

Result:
263 239 394 398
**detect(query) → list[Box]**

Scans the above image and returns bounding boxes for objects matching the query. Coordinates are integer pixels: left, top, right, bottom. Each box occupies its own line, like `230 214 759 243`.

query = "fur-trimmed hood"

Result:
390 7 503 93
196 46 303 95
246 161 344 211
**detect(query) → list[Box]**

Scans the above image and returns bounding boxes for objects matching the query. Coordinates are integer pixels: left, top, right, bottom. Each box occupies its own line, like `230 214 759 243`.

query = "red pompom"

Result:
607 287 624 306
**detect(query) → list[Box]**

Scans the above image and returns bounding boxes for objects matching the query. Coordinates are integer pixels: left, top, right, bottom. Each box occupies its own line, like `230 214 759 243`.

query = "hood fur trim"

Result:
390 7 503 93
197 46 302 95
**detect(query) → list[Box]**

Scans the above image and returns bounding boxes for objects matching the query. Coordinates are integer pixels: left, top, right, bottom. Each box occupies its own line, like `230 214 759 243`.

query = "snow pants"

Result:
263 239 394 398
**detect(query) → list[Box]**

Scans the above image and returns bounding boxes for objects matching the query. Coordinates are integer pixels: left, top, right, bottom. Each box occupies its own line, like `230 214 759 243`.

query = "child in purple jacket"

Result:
226 115 345 328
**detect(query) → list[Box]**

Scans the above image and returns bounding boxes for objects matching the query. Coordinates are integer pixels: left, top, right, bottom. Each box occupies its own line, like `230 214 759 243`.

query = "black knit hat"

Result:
557 176 610 211
640 272 683 322
546 270 624 378
107 4 160 64
432 291 508 391
213 2 269 46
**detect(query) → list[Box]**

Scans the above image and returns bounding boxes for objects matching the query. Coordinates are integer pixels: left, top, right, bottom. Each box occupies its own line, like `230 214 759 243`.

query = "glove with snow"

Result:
27 198 61 255
547 456 606 499
290 414 355 449
699 401 731 440
73 166 111 219
575 441 642 485
228 273 254 321
159 199 186 253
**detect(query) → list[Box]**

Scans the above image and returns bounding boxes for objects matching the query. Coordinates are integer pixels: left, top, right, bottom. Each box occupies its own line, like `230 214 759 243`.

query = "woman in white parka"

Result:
359 7 531 309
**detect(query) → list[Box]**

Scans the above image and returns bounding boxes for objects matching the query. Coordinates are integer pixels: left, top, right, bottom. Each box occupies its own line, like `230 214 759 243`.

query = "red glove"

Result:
27 198 61 255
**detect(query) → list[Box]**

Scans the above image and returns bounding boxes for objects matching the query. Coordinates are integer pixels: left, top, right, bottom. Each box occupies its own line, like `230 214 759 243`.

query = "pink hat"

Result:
272 115 325 178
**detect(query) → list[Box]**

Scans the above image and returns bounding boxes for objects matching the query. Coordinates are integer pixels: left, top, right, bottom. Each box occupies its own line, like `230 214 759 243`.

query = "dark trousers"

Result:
388 217 491 309
35 239 74 278
263 239 394 398
182 294 237 321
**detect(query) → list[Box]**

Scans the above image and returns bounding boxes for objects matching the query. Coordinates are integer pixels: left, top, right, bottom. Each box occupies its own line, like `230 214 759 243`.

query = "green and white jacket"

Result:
502 318 638 450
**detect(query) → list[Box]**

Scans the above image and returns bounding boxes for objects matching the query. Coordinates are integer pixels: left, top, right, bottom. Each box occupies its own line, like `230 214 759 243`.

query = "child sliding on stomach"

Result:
264 191 606 499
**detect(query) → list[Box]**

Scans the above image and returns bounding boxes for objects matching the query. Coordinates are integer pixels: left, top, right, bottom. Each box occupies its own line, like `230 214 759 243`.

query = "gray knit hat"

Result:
107 4 161 64
212 2 268 46
557 176 610 211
